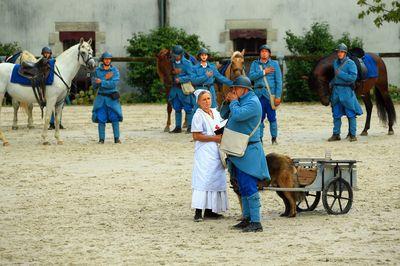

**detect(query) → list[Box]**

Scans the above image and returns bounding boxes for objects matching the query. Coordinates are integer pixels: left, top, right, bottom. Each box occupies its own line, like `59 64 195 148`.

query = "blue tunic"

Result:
330 57 363 118
220 91 270 180
191 62 233 104
92 64 123 123
168 58 195 108
248 59 282 100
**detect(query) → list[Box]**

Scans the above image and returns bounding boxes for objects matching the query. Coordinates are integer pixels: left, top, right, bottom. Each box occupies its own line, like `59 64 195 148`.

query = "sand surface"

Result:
1 103 399 265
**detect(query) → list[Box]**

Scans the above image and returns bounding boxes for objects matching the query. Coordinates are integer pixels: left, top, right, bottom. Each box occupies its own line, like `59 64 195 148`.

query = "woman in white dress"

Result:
191 89 228 222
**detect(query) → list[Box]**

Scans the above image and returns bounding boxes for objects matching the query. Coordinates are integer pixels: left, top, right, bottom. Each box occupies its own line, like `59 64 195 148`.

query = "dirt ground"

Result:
1 103 399 265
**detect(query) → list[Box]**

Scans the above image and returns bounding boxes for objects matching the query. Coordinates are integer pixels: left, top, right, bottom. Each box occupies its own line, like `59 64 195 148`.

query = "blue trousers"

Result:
332 103 357 136
96 106 120 140
172 96 193 129
259 96 277 139
235 167 261 222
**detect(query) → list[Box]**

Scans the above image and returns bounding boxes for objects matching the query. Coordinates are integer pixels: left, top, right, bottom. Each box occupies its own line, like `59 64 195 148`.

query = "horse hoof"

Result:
163 127 170 133
57 140 64 145
11 126 18 130
360 131 368 136
3 142 10 146
388 131 394 135
43 141 51 146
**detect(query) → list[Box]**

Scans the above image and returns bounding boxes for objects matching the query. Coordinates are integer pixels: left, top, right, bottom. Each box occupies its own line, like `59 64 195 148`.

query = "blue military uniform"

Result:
220 76 269 231
91 52 123 143
192 48 233 108
169 46 195 131
248 45 282 142
329 45 363 139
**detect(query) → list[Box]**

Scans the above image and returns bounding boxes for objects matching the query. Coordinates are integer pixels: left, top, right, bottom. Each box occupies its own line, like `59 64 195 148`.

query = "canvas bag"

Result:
259 64 277 110
220 119 261 157
181 82 195 95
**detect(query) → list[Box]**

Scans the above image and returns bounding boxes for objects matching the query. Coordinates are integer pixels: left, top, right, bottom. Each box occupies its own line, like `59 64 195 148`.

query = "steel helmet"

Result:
197 47 209 56
230 76 253 90
259 44 271 53
101 51 113 60
171 45 184 56
41 46 52 55
336 43 348 53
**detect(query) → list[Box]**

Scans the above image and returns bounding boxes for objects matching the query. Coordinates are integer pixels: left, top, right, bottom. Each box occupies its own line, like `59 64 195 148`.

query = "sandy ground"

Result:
0 103 399 265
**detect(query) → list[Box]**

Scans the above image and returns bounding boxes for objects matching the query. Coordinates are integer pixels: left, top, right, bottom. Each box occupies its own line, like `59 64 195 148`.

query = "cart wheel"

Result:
322 178 353 215
297 191 321 212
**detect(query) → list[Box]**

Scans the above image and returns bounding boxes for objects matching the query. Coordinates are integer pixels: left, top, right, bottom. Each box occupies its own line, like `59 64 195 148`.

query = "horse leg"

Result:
164 102 172 132
54 104 63 145
0 93 9 146
27 103 34 129
41 103 55 145
12 99 19 130
360 94 372 136
277 191 290 217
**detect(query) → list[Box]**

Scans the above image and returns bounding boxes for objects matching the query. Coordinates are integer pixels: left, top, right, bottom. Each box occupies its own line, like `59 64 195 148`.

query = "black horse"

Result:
307 52 396 135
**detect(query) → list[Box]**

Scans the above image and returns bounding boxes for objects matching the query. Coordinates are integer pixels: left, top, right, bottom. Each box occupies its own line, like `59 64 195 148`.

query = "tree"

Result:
0 42 20 56
357 0 400 27
284 22 363 102
126 27 209 103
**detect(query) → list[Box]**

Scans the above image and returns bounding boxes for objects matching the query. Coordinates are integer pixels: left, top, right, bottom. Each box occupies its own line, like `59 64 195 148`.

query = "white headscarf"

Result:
193 89 211 103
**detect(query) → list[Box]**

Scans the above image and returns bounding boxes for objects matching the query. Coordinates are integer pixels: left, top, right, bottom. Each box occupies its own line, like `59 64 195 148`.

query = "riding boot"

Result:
270 120 278 139
185 111 193 134
194 209 203 222
112 121 120 143
348 117 357 141
247 192 261 223
98 123 106 142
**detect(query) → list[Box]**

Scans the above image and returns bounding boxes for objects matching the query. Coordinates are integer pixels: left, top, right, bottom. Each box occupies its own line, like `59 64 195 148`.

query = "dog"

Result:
230 153 304 218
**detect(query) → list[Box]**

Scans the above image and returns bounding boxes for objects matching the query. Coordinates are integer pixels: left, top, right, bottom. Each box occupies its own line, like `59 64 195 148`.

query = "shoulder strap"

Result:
249 119 261 138
259 64 272 95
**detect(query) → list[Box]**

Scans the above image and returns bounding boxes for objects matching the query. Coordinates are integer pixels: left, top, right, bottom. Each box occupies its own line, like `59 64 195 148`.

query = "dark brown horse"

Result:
308 52 396 135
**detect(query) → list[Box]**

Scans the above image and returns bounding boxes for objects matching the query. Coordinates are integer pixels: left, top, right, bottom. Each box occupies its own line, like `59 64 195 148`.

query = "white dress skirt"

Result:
191 108 228 213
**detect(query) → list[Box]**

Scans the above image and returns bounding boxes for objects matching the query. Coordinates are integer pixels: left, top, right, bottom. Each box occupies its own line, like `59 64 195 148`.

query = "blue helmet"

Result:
230 76 253 90
171 45 184 56
41 46 52 55
101 51 113 60
259 44 271 53
336 43 348 53
197 47 209 56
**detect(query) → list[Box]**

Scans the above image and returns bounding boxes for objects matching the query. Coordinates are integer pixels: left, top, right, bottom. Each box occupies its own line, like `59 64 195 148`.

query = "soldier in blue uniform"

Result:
92 52 123 144
191 47 233 109
328 43 363 142
169 45 195 133
220 76 270 233
248 44 282 144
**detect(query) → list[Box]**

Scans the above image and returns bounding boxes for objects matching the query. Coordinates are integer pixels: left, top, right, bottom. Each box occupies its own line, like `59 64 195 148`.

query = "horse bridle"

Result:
77 44 94 68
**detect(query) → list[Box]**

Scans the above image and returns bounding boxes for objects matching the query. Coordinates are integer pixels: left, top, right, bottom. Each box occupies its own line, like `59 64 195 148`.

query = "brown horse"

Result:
308 52 396 135
215 50 245 105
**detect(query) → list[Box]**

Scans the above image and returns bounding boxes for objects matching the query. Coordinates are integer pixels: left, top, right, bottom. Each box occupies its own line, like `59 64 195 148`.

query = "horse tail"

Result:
374 87 397 125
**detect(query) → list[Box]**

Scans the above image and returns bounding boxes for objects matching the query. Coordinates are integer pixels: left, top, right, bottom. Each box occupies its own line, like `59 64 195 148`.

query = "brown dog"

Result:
230 153 303 218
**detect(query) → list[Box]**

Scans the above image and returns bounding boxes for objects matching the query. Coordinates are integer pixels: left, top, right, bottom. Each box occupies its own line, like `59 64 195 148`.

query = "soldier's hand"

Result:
206 71 213 77
264 67 275 75
175 78 180 84
95 78 101 84
225 91 238 102
172 68 182 75
274 98 281 106
105 72 113 80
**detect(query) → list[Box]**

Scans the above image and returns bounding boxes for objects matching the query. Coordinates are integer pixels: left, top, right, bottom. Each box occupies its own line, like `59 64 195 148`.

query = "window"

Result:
230 29 267 56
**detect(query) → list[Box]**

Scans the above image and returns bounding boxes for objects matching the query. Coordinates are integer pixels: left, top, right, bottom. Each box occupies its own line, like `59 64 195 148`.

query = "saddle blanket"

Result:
362 54 378 79
10 59 56 85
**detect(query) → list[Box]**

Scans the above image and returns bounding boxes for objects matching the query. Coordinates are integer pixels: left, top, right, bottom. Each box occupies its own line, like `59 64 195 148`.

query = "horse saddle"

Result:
349 48 368 81
18 57 50 80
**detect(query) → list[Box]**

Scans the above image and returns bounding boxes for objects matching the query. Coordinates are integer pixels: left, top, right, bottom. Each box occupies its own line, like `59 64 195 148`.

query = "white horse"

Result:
5 50 38 130
0 38 95 146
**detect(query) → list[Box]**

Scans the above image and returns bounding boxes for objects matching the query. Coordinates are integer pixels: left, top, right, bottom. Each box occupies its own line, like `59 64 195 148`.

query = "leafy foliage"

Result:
284 22 363 102
0 42 20 56
126 27 209 102
358 0 400 27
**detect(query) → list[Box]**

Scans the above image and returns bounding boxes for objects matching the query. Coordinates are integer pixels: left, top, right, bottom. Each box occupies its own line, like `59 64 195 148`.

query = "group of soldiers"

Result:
167 44 283 144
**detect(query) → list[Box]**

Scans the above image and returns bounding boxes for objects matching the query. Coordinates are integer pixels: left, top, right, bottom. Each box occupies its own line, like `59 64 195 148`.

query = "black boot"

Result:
204 209 223 219
231 218 250 230
169 127 182 133
114 138 121 144
60 124 65 130
328 134 341 142
186 126 192 134
271 137 278 145
98 139 104 144
242 222 263 233
48 123 55 130
349 135 358 142
194 209 203 222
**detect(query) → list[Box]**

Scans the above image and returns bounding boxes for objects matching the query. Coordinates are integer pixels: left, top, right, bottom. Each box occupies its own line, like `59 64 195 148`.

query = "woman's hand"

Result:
214 134 222 143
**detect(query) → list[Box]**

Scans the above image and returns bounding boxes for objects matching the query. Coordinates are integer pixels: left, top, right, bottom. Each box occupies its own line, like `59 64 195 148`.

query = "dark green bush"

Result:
126 27 210 103
0 42 20 56
284 22 363 102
